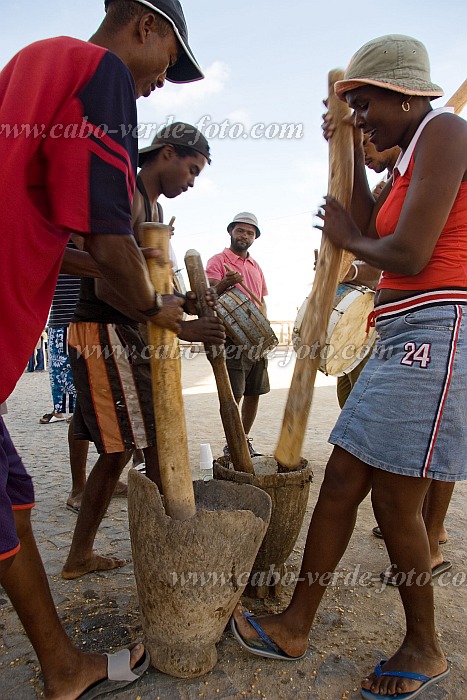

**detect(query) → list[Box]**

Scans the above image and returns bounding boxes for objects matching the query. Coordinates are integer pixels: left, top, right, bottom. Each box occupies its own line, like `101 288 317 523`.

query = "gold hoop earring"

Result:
401 101 411 112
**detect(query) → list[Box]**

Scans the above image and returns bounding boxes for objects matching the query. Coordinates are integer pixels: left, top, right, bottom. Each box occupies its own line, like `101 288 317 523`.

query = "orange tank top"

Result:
377 159 467 291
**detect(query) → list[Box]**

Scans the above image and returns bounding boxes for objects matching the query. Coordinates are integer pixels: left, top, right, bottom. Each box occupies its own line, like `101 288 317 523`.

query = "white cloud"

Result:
227 109 252 129
292 154 329 197
193 176 220 197
147 61 231 111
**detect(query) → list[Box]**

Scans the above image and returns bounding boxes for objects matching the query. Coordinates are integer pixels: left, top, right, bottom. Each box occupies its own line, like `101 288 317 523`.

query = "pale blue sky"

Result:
2 1 466 317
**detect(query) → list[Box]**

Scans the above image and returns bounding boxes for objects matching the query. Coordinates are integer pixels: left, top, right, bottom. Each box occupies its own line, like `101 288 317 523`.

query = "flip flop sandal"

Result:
361 658 450 699
380 561 453 586
79 648 150 699
230 612 306 661
40 413 65 424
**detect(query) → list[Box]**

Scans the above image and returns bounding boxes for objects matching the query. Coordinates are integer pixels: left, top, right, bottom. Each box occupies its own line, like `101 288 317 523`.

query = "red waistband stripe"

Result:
367 290 467 332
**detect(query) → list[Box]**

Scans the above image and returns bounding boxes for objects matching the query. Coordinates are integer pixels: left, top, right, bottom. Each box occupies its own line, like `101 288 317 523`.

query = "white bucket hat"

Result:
227 212 261 238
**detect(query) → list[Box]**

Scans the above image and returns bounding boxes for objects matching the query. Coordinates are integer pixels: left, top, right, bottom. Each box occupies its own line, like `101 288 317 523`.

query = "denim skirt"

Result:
329 292 467 481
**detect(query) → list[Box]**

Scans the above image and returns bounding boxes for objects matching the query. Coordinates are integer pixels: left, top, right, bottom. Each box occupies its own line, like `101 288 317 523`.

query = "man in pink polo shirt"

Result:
206 212 269 457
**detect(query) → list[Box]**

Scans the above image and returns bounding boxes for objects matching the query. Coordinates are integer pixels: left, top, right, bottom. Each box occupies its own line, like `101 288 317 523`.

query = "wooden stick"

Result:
275 69 354 470
223 263 263 307
141 222 196 520
445 79 467 115
185 250 255 474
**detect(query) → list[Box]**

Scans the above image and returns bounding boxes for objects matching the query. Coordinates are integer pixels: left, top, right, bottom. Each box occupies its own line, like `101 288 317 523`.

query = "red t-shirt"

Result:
0 37 138 402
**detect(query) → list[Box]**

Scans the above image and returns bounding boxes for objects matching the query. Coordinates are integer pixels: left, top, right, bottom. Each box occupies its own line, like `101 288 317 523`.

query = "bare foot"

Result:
66 491 84 512
232 604 308 658
361 642 448 697
66 480 126 512
44 643 145 700
61 553 127 580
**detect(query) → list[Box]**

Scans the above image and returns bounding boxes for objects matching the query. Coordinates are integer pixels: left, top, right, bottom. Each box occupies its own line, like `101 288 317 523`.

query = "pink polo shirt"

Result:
206 248 268 308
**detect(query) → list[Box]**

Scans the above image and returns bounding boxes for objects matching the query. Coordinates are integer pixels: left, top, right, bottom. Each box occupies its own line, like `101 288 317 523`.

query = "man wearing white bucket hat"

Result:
207 212 270 458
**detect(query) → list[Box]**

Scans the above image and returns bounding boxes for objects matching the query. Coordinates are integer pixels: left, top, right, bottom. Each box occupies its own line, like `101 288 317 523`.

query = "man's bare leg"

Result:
2 509 144 700
66 417 88 510
66 418 127 511
143 444 162 490
239 395 259 436
62 451 131 579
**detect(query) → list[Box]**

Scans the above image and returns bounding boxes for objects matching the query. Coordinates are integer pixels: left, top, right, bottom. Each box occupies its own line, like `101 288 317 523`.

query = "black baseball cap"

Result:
138 121 211 166
105 0 204 83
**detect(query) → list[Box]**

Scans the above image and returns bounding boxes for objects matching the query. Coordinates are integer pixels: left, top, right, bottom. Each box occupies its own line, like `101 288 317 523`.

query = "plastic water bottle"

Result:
199 443 214 481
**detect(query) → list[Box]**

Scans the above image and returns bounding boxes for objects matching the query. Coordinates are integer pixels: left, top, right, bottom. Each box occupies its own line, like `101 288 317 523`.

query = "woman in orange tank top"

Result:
231 35 467 700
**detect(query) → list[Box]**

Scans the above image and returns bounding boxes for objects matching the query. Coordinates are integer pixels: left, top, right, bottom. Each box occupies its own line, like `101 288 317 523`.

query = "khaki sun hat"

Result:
335 34 444 101
227 212 261 238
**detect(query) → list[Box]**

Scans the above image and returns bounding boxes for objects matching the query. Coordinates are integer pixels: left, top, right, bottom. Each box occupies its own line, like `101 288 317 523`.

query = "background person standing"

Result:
206 212 269 457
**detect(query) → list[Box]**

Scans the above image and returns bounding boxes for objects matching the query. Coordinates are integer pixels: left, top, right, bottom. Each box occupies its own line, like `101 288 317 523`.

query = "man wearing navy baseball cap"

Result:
104 0 204 83
0 1 203 698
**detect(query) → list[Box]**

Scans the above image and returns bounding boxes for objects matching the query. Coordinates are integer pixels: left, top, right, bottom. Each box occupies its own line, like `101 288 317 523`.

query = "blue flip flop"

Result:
230 612 306 661
361 659 450 699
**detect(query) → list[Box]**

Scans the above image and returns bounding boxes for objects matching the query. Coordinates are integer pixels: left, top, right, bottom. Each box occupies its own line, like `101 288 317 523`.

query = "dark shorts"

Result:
68 322 156 454
225 341 270 399
0 417 35 561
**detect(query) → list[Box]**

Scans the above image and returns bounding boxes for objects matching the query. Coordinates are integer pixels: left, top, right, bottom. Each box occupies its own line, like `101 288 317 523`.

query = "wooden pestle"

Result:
141 222 196 519
274 69 354 469
185 249 255 474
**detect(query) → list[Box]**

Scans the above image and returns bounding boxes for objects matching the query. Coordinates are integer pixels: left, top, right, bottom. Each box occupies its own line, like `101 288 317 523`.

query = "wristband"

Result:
142 291 163 317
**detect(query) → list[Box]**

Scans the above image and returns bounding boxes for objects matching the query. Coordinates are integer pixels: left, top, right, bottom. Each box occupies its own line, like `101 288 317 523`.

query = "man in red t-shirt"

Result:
0 1 203 696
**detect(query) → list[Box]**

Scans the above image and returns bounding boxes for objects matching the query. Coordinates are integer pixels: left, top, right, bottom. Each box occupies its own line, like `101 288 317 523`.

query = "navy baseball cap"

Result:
105 0 204 83
138 121 211 166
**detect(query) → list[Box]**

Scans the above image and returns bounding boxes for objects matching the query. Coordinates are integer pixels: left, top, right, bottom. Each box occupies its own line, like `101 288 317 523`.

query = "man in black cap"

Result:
134 121 218 342
0 1 204 697
135 120 212 251
64 122 224 518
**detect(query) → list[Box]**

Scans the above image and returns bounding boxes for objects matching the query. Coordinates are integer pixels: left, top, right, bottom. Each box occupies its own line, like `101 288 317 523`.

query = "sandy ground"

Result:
1 348 466 699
